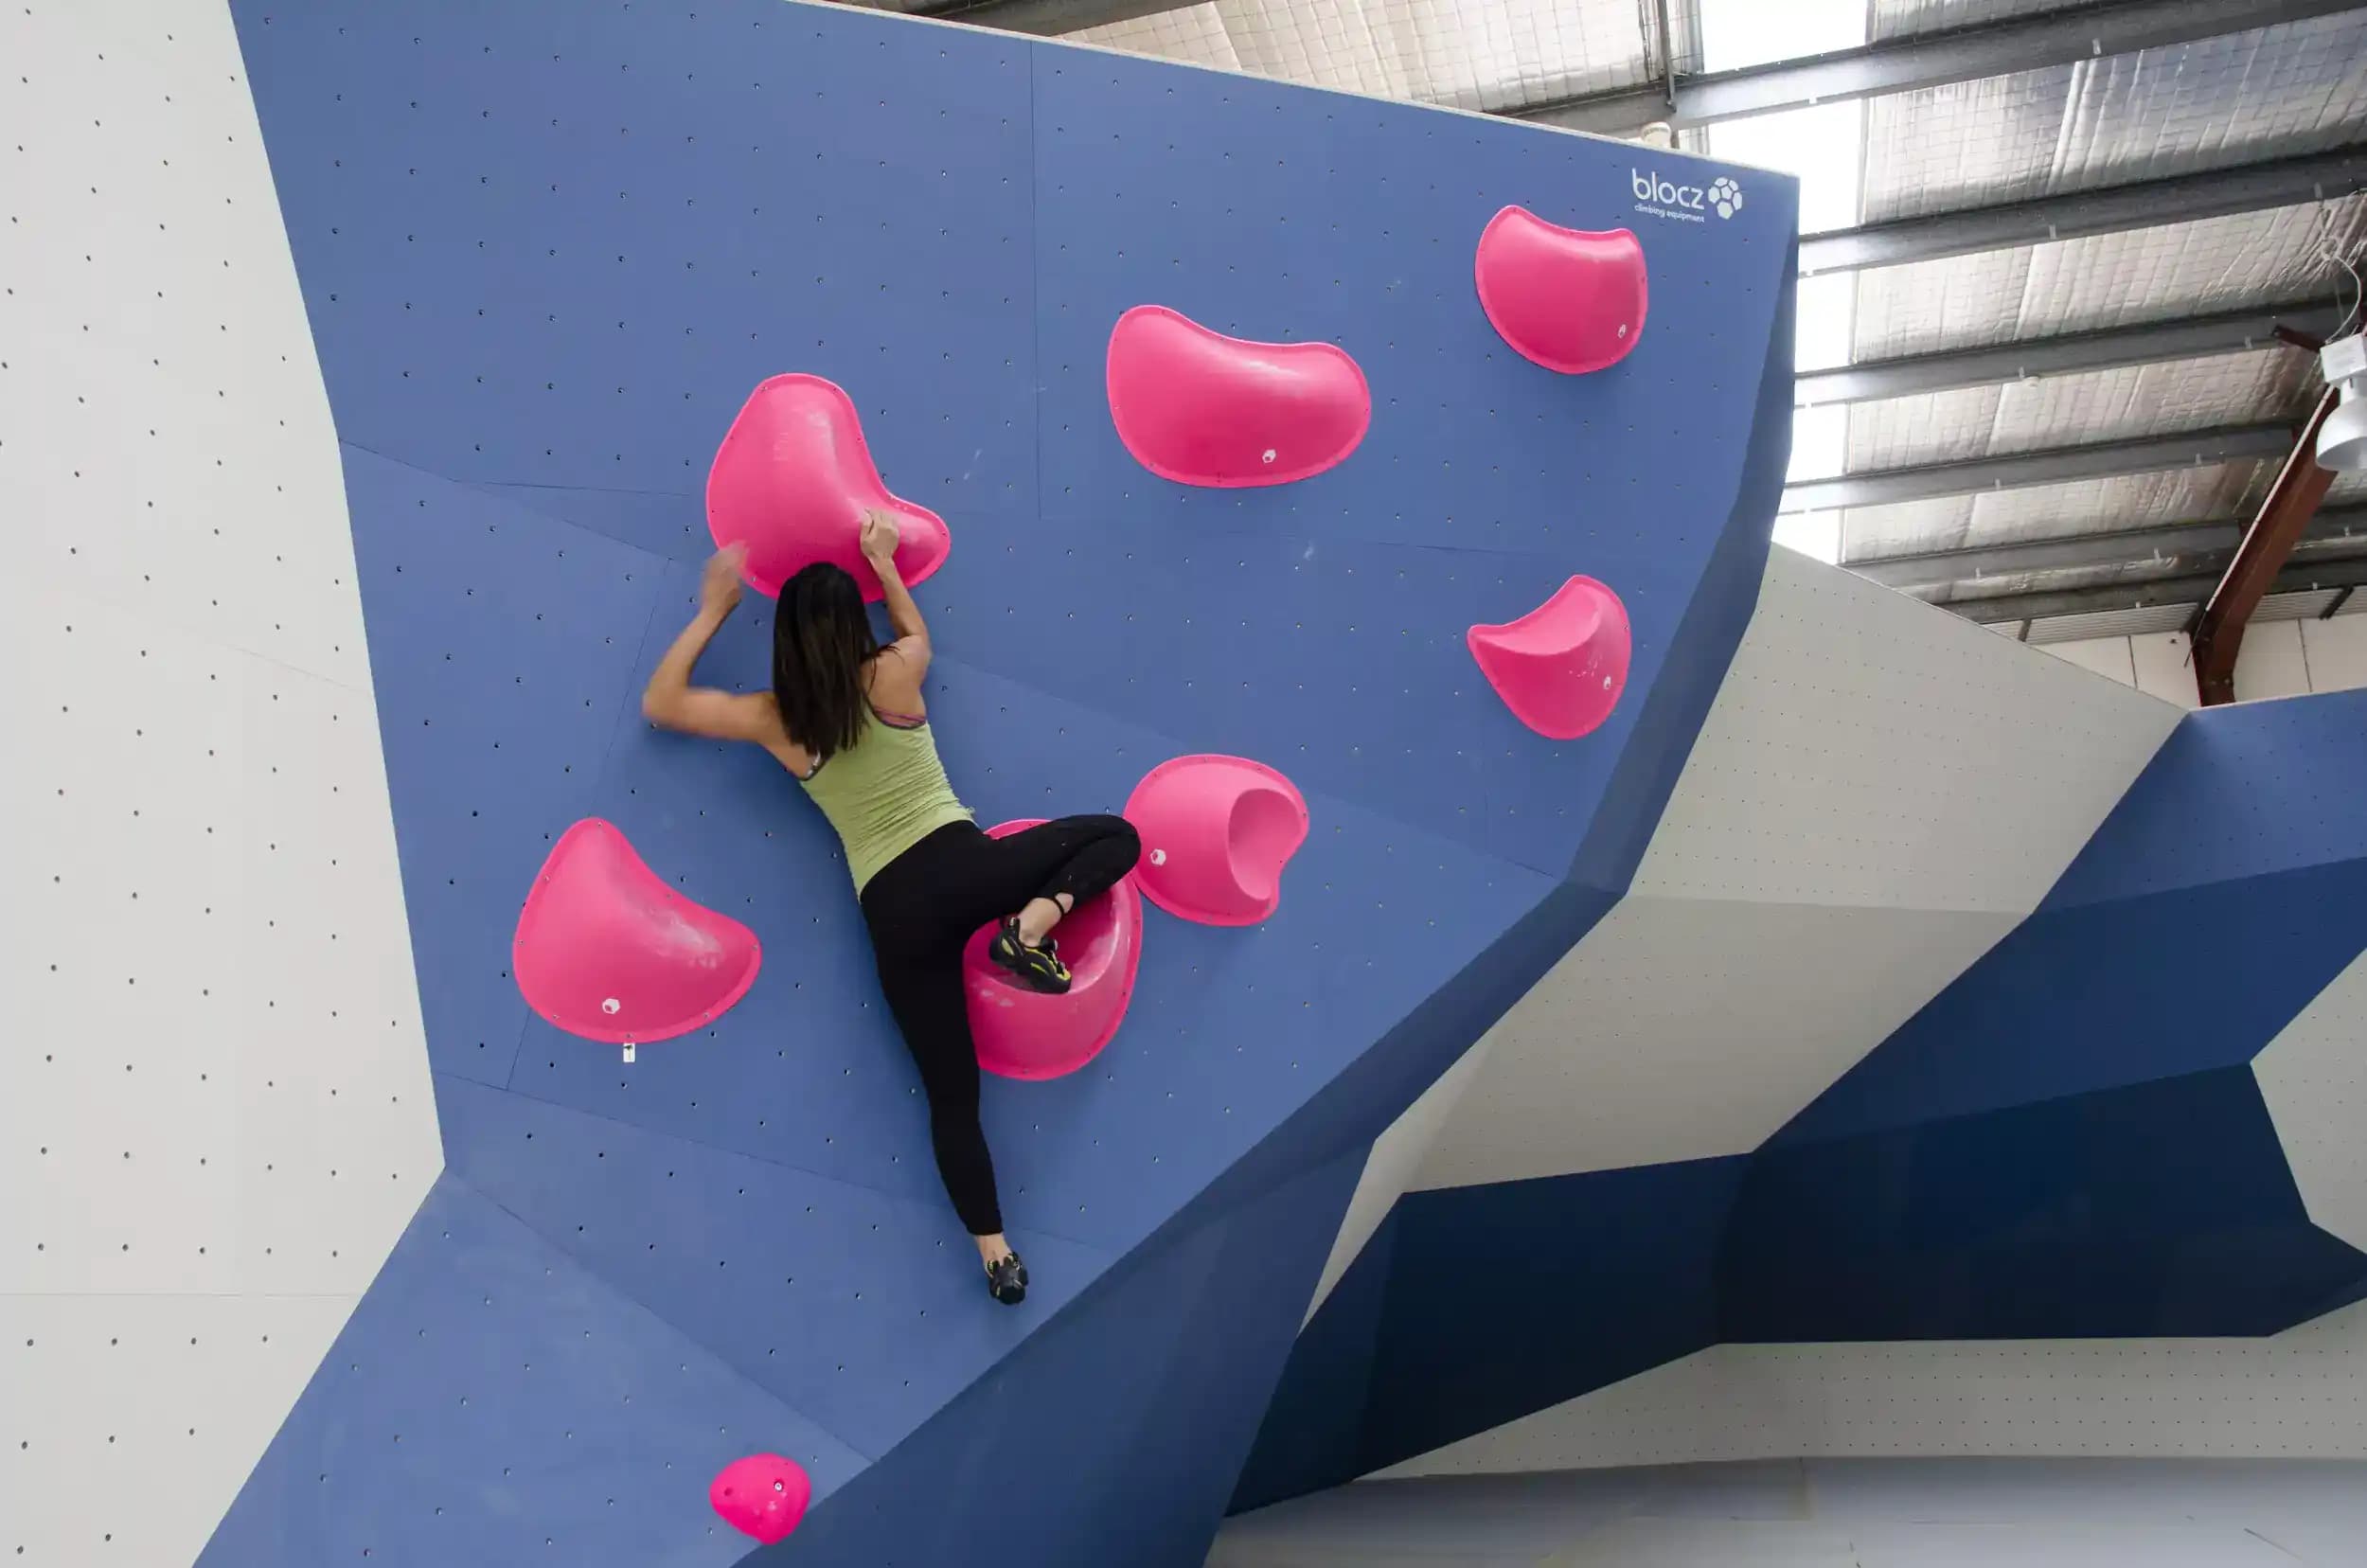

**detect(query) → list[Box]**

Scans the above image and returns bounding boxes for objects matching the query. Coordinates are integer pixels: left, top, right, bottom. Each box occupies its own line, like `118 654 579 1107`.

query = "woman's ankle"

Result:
974 1232 1013 1266
1014 896 1066 947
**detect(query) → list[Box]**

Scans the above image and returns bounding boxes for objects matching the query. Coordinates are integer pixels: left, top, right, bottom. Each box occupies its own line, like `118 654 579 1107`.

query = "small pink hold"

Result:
705 373 952 601
1124 757 1309 927
512 819 761 1046
964 820 1145 1080
1106 305 1370 488
1473 206 1648 375
710 1452 811 1545
1468 576 1633 740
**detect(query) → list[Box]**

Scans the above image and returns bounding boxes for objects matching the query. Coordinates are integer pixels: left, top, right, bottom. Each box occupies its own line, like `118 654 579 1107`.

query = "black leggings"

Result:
859 815 1142 1237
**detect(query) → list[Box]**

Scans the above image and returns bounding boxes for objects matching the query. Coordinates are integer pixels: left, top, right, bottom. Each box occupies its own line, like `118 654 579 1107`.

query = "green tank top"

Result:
796 704 972 894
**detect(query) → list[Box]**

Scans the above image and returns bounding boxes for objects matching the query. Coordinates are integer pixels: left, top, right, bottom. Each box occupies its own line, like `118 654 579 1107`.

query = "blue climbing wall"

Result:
205 1 1795 1562
1250 688 2367 1502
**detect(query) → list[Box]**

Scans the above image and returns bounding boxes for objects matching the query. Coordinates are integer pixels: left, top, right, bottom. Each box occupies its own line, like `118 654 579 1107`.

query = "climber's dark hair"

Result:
773 562 881 759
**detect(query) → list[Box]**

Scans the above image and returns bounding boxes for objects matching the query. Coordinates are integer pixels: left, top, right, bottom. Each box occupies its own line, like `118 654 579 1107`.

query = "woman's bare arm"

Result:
641 544 781 742
863 510 932 676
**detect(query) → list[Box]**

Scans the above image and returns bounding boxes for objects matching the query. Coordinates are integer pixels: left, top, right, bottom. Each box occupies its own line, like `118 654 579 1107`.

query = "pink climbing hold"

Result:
1105 305 1370 488
709 1453 811 1545
1468 576 1633 740
1123 757 1309 927
705 373 952 601
1473 206 1648 375
964 819 1145 1080
511 819 762 1046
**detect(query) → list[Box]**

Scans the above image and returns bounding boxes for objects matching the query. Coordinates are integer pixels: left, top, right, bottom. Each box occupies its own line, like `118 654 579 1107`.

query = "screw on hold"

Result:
1260 449 1277 464
600 997 621 1015
1617 323 1628 338
1148 847 1168 865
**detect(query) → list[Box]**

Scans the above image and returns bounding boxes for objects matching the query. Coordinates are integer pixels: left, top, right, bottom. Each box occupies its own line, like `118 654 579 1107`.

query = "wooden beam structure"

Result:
2190 389 2343 705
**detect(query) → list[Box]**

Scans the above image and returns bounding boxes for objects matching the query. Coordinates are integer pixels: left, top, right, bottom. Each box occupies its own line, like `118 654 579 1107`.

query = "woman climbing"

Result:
640 511 1141 1307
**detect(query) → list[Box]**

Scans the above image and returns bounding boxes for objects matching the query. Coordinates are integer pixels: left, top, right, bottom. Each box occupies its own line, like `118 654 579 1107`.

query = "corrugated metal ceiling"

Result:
2020 583 2367 646
1071 0 1663 114
1843 460 2276 564
1870 0 2082 40
1845 346 2321 472
1851 199 2367 361
1859 16 2367 224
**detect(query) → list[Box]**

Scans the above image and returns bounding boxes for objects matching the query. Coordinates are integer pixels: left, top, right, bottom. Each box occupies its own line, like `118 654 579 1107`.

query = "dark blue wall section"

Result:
201 1173 866 1567
220 0 1792 1559
1239 1154 1746 1507
1726 1067 2367 1343
1779 689 2367 1147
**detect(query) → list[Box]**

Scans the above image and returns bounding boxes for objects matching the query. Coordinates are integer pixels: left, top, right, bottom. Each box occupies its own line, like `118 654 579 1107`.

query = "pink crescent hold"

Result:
705 373 952 602
709 1453 812 1545
1468 576 1633 740
511 819 762 1046
1473 206 1648 375
1123 756 1310 928
963 819 1146 1080
1105 305 1371 488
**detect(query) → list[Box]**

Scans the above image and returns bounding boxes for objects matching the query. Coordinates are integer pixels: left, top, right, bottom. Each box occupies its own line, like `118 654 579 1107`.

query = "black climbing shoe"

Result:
987 1252 1029 1306
988 916 1071 995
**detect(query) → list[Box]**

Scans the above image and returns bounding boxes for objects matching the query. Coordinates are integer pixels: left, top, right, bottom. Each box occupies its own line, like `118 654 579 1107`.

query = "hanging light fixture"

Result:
2319 334 2367 472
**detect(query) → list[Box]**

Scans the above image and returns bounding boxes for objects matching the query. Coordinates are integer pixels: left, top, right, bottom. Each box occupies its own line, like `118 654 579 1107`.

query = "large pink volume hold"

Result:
1468 576 1633 740
706 373 952 601
1473 206 1648 375
1106 305 1370 488
1124 757 1309 927
710 1453 811 1545
964 819 1145 1080
512 819 762 1045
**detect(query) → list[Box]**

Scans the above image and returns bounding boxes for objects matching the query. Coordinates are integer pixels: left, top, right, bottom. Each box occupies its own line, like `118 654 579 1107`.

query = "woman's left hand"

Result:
702 543 748 616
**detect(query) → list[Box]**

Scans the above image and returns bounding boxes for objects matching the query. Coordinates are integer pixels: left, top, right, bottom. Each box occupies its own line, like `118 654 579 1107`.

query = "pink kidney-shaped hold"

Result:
1468 576 1633 740
710 1453 811 1545
706 373 952 601
963 819 1146 1080
1124 756 1309 927
1106 305 1370 488
512 819 762 1045
1474 207 1648 375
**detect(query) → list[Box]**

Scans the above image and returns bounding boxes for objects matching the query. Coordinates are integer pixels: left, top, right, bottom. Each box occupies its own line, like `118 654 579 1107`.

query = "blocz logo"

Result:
1631 169 1743 224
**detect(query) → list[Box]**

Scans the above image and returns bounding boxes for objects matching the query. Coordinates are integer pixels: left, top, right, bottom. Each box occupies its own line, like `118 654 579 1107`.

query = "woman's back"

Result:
796 699 971 894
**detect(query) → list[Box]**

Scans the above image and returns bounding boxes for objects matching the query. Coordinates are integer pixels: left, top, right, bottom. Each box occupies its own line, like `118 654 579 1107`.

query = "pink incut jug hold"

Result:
511 819 762 1046
709 1453 811 1545
1468 576 1633 740
963 819 1146 1080
1123 756 1309 927
1105 305 1370 488
705 373 952 601
1473 206 1648 375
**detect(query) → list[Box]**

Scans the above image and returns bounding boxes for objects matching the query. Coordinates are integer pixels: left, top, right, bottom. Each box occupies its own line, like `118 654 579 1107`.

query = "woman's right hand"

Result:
858 508 901 565
701 543 748 617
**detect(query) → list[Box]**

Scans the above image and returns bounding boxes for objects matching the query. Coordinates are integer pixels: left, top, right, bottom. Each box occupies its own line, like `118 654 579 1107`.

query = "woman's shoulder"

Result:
863 648 928 719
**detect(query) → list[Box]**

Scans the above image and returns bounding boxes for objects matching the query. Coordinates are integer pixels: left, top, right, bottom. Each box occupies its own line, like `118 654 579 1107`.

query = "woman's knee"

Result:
1096 815 1142 863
